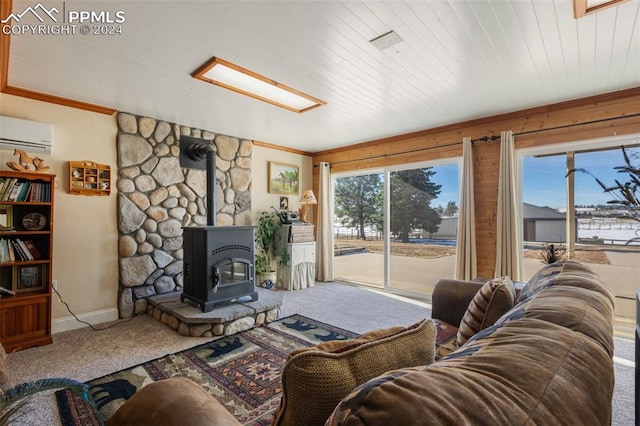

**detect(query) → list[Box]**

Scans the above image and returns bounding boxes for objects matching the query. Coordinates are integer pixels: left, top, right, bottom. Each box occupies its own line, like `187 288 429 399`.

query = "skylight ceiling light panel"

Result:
192 57 325 113
203 65 317 111
574 0 630 17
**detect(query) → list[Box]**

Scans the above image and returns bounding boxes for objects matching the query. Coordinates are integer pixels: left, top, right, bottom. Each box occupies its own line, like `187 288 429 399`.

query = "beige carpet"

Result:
4 281 636 425
6 314 215 425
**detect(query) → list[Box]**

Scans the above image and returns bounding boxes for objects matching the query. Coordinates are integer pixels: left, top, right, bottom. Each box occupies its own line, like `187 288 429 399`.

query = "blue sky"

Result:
429 146 640 211
430 163 459 209
523 147 640 209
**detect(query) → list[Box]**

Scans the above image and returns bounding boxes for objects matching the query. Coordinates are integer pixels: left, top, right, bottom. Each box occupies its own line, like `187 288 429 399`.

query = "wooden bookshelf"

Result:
0 171 55 352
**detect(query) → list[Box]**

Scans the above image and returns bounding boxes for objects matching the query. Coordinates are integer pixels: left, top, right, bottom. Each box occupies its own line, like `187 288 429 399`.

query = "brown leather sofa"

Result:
327 261 616 425
106 261 616 426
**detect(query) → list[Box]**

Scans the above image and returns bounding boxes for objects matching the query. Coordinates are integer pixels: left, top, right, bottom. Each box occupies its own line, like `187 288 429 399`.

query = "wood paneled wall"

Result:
313 87 640 278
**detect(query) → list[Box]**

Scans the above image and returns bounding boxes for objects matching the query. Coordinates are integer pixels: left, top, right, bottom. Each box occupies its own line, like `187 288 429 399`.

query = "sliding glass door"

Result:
388 164 458 296
334 171 384 287
334 160 459 299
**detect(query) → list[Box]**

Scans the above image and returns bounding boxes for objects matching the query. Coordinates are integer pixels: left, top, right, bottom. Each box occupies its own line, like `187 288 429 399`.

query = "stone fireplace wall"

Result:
116 112 252 318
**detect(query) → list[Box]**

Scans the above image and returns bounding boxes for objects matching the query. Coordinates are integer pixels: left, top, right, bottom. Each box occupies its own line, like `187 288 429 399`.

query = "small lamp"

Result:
299 190 317 223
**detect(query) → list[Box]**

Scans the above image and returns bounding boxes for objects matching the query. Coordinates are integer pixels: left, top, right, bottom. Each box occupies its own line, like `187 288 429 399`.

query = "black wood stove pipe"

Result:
182 140 216 226
206 148 216 226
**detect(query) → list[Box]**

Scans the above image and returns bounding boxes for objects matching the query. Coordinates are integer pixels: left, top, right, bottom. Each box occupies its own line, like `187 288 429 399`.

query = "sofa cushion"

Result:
456 276 515 347
327 319 614 426
271 318 436 426
483 285 615 356
518 260 614 304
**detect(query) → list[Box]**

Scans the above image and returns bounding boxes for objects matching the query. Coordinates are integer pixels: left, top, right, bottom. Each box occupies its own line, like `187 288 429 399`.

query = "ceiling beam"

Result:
2 85 118 115
253 140 313 157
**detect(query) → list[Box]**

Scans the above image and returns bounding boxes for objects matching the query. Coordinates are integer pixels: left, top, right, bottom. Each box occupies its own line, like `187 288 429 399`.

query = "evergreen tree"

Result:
444 200 459 216
334 174 383 240
390 168 442 242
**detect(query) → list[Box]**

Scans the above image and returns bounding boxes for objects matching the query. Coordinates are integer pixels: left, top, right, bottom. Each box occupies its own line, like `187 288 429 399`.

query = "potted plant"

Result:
255 208 285 285
539 242 566 264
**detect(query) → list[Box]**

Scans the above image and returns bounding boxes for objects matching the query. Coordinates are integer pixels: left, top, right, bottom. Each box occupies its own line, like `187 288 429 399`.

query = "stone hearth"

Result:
147 288 283 337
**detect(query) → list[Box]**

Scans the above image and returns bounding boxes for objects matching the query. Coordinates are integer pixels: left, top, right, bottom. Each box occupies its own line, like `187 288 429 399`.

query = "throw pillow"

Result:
271 318 436 426
456 276 515 347
432 318 459 360
107 377 240 426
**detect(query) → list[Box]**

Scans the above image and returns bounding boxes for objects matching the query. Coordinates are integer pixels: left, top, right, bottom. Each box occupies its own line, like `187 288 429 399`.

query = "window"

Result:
519 133 640 324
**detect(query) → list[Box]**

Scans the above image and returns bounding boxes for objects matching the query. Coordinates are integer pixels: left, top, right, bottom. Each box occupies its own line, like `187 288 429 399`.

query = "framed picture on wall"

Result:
0 205 13 228
15 264 47 292
268 162 299 195
279 196 289 210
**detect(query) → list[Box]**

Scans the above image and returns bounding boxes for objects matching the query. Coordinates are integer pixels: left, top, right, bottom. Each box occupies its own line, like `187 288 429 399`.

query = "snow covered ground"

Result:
578 218 639 245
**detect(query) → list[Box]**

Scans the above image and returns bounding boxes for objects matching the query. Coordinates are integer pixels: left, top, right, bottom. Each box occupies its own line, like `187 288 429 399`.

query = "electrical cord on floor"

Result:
53 285 141 331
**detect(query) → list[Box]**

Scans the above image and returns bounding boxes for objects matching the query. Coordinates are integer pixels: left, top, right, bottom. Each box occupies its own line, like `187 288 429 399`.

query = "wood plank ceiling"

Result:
2 0 639 153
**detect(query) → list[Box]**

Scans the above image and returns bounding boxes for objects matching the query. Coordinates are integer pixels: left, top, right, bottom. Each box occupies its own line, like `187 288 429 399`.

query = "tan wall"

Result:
0 92 119 325
313 88 640 278
251 145 313 219
0 93 313 330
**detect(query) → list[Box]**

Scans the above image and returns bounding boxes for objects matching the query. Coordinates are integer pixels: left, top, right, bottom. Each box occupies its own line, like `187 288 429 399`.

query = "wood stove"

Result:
179 136 258 312
182 225 257 312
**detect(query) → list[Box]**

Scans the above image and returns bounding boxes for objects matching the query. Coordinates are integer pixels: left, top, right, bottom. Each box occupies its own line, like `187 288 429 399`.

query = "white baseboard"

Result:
52 308 119 334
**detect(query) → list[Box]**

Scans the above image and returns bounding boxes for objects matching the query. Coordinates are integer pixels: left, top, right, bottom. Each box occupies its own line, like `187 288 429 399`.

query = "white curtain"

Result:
455 137 477 280
495 130 522 280
315 162 334 281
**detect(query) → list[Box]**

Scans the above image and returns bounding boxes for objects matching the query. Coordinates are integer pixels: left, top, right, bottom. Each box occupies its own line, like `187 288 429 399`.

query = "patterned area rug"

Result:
55 314 357 426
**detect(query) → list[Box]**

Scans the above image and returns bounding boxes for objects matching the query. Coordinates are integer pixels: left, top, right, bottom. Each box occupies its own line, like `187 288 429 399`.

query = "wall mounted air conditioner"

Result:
0 116 53 154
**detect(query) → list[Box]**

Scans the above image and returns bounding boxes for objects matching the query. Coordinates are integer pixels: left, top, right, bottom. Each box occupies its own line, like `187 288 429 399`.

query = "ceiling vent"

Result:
370 30 403 51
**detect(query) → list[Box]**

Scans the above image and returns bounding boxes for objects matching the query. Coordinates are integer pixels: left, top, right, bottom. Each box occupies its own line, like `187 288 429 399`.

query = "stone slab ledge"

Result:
147 288 284 337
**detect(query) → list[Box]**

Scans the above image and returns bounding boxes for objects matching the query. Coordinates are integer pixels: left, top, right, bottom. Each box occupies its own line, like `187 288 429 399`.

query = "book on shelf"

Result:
16 239 34 261
0 179 52 203
0 178 17 201
20 184 32 202
0 238 23 262
0 239 7 262
9 239 27 261
15 182 31 202
23 240 42 260
7 181 23 201
7 239 15 262
0 178 9 200
16 182 32 201
26 182 50 202
29 183 39 202
0 179 9 200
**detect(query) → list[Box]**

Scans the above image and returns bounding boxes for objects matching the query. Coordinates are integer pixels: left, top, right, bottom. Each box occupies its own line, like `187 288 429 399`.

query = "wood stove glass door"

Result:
213 258 252 291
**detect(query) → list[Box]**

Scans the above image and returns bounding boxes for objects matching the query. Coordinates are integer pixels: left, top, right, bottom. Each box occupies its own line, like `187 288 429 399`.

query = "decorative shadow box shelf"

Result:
69 161 111 196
